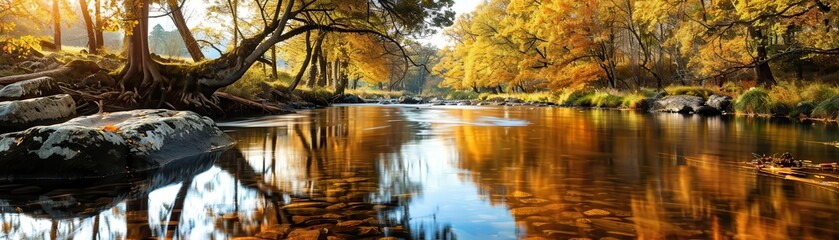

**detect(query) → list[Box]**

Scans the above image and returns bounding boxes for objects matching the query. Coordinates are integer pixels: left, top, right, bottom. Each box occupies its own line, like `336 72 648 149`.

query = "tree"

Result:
52 0 61 51
78 0 96 54
166 0 204 61
111 0 454 112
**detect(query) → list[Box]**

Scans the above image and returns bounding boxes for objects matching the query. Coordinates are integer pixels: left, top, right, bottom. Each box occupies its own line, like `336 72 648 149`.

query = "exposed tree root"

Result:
0 60 100 85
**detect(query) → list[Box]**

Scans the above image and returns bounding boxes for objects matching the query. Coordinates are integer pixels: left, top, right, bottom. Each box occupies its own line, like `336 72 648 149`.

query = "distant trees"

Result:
435 0 839 92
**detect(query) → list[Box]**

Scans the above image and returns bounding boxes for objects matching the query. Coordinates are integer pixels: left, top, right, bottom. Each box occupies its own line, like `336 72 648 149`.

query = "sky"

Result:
149 0 482 49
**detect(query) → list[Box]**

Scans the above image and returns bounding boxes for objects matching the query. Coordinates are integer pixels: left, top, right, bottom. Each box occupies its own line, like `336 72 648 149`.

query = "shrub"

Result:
590 92 623 108
735 88 772 115
665 85 717 99
560 89 593 106
811 96 839 120
446 90 479 100
621 93 648 109
801 83 837 103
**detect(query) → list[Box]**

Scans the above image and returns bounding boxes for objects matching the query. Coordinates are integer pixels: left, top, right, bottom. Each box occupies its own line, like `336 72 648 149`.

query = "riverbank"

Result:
343 83 839 123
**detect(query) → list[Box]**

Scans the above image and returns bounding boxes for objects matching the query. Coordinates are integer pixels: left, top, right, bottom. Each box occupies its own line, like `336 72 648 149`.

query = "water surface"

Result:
2 105 839 239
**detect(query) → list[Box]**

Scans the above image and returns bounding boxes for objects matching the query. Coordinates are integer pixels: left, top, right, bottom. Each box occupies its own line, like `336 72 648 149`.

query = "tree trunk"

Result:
270 45 278 79
317 50 327 87
231 0 239 49
52 0 61 51
94 0 103 51
288 31 312 92
167 0 205 62
334 60 348 95
752 28 777 87
79 0 97 54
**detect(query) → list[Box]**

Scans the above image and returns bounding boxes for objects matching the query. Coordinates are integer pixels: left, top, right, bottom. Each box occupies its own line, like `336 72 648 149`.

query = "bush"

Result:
801 83 837 103
735 88 772 115
811 96 839 120
621 93 648 109
590 92 623 108
347 88 406 99
560 89 593 106
665 85 717 99
446 90 479 100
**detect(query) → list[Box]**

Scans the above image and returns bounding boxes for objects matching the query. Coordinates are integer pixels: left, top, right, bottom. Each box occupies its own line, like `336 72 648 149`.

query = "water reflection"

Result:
1 106 839 239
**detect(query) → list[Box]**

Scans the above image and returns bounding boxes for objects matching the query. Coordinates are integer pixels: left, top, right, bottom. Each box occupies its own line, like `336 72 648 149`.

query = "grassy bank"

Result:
473 82 839 121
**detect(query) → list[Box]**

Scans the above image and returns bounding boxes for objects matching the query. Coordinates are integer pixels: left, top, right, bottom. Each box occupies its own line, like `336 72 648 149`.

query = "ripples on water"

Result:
2 105 839 239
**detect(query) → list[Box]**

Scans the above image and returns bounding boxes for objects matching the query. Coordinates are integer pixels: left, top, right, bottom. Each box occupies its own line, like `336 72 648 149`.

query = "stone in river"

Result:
0 94 76 132
326 203 347 211
511 207 549 216
286 207 325 216
510 191 534 198
583 209 611 217
357 226 381 236
283 202 330 209
286 229 322 240
0 109 234 179
255 224 291 240
559 211 585 219
519 198 550 204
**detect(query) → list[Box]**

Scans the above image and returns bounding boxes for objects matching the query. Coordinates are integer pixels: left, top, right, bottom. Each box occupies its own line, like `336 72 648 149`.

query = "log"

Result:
0 60 100 85
214 92 290 114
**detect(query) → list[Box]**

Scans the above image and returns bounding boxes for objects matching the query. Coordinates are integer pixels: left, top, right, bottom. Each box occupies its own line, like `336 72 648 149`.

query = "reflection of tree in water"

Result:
441 108 839 239
213 106 452 238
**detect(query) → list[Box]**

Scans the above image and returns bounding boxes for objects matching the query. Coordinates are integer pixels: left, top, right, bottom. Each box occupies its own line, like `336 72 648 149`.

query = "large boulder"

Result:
0 77 62 101
706 94 733 113
333 94 365 104
0 94 76 132
651 95 705 113
398 96 423 104
0 109 234 179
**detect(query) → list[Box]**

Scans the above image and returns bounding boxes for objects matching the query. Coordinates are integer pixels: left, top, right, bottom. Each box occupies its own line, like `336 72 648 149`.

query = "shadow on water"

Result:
2 106 839 239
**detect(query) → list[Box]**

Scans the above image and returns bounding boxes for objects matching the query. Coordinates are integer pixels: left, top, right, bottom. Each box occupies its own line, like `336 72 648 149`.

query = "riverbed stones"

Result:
0 94 76 132
0 77 61 101
651 95 705 113
0 109 234 178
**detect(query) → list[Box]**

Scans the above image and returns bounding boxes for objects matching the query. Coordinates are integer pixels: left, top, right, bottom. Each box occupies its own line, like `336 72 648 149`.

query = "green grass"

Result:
346 88 407 99
811 96 839 120
477 92 561 103
621 93 649 109
664 85 717 99
801 83 838 104
446 90 479 100
735 88 772 115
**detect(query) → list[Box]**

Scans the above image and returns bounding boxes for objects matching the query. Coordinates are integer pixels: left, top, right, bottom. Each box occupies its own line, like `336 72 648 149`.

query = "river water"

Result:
2 105 839 239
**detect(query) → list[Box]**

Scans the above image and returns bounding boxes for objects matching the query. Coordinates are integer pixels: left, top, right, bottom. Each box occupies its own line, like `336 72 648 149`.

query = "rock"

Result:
0 94 76 132
285 207 326 216
519 198 550 204
511 207 549 216
286 229 322 240
583 209 611 216
326 203 348 211
255 224 292 240
283 202 330 209
706 95 733 112
0 109 234 178
794 101 815 116
510 191 534 198
0 77 62 101
398 96 422 104
651 95 705 113
694 105 722 115
559 211 585 219
333 94 365 104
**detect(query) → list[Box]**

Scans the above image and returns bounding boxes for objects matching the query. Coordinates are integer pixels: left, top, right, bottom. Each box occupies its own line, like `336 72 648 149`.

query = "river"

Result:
2 105 839 239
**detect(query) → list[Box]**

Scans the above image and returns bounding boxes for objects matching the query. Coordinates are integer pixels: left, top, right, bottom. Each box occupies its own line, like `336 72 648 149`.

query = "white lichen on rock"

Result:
0 77 59 100
0 94 76 125
0 109 234 177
